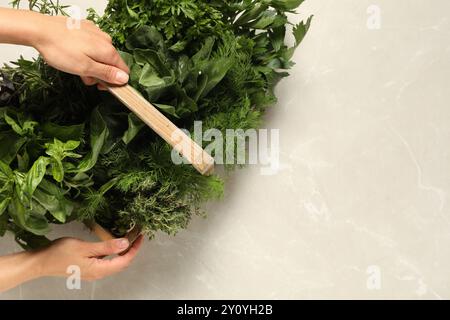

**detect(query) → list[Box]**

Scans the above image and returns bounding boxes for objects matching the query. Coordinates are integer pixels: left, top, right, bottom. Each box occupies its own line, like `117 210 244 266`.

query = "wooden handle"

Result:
105 84 215 176
89 222 116 241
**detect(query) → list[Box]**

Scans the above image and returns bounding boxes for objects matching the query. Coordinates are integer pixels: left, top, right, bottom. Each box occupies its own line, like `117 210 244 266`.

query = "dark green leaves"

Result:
0 213 8 236
0 132 26 165
41 122 85 142
125 29 236 117
126 26 166 51
192 37 216 65
122 113 145 145
234 3 269 26
139 64 166 87
76 108 108 173
197 57 234 100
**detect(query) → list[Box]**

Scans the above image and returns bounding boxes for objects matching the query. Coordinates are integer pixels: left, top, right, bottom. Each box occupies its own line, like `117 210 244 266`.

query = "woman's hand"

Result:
0 8 129 89
32 15 130 89
0 236 144 292
36 236 144 280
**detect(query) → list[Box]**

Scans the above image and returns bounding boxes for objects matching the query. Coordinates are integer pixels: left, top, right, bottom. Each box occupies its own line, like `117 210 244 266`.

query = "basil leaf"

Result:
76 108 108 173
33 183 73 224
8 195 50 236
25 156 49 198
0 196 11 216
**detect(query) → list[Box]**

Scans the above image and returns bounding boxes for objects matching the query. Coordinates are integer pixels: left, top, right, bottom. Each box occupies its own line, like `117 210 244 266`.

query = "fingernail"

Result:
115 70 129 84
116 238 129 249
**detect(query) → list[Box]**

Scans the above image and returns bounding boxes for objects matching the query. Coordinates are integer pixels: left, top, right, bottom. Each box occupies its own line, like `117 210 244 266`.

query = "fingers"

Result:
63 18 129 87
78 20 129 86
84 62 129 85
83 42 130 85
86 238 130 257
92 235 144 277
87 44 130 74
97 83 108 91
80 76 108 91
80 76 97 86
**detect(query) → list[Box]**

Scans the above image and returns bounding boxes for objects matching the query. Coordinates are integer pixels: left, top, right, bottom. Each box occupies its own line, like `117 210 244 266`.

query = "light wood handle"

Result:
89 222 116 241
105 84 215 176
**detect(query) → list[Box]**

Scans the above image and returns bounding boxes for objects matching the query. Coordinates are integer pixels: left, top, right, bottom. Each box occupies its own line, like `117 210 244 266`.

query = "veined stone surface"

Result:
1 0 449 299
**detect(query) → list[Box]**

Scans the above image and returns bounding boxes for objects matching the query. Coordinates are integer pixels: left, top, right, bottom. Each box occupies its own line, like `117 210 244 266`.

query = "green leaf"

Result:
76 109 108 173
126 0 139 19
41 122 85 142
176 89 198 114
169 41 188 53
0 132 26 165
192 38 215 65
293 16 313 47
176 55 191 83
270 26 286 52
139 64 166 87
119 51 135 68
64 140 81 151
271 14 288 29
17 150 30 172
4 113 37 136
4 113 24 135
130 63 143 85
45 139 81 158
122 113 145 145
45 139 81 182
50 158 64 182
33 181 73 223
271 0 305 11
0 196 11 216
21 120 38 135
247 11 277 29
126 26 165 51
0 160 14 179
25 157 49 198
134 49 170 76
198 57 234 99
8 195 50 236
0 213 8 237
154 104 179 118
234 3 268 26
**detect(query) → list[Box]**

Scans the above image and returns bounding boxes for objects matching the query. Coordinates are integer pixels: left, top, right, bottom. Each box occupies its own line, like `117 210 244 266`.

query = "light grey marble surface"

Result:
1 0 450 299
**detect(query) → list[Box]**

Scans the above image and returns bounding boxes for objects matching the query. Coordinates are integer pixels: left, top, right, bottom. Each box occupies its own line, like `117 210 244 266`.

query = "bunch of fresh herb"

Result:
0 0 311 248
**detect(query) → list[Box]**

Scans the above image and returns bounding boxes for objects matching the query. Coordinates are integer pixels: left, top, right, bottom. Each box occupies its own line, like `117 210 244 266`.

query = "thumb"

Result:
87 238 130 257
89 62 129 85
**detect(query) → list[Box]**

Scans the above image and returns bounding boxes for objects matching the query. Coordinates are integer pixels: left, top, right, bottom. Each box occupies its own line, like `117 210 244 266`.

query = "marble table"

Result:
0 0 449 299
